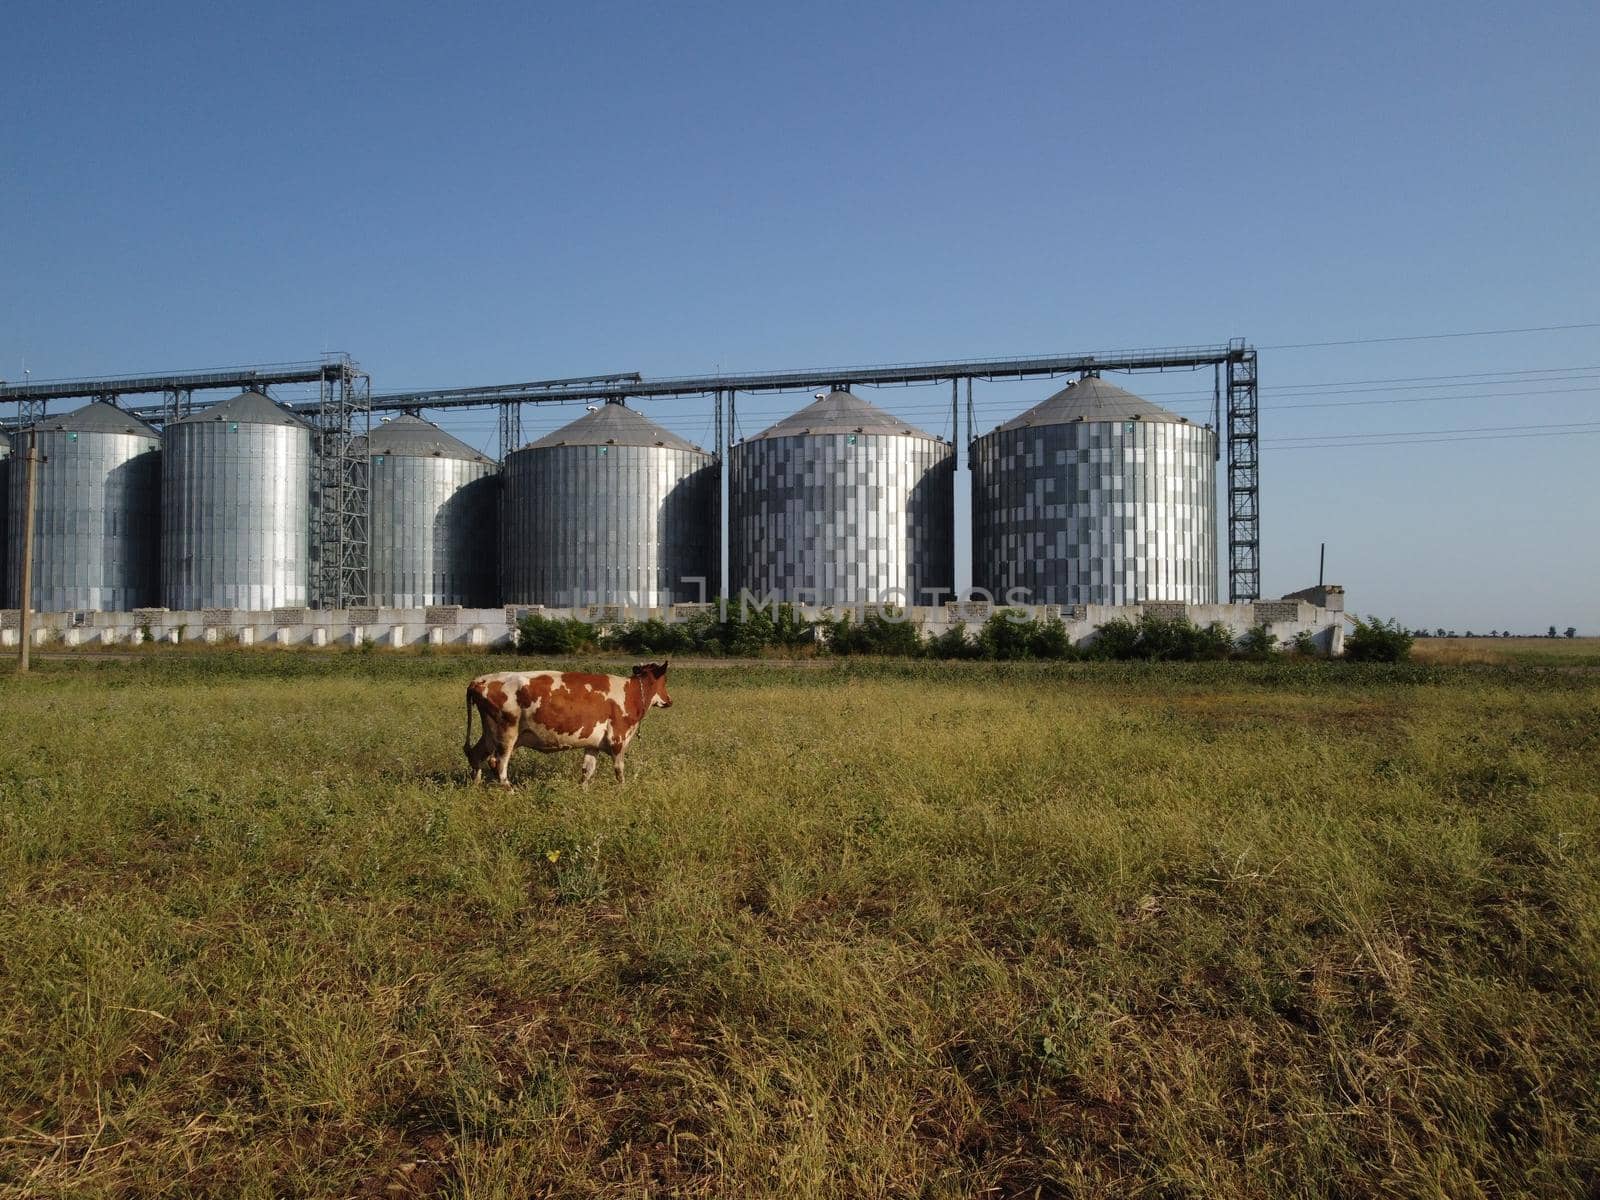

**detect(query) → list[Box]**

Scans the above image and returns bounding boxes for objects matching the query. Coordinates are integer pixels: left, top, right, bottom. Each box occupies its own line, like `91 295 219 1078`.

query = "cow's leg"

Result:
471 738 496 786
494 724 518 789
476 749 499 786
611 748 626 787
579 751 598 789
465 721 495 786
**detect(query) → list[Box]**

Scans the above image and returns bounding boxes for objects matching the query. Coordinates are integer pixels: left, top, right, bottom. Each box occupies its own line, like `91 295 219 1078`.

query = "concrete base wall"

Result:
0 597 1348 656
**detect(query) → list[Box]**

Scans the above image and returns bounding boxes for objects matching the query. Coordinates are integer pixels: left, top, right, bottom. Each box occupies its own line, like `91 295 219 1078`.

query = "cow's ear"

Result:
659 659 669 673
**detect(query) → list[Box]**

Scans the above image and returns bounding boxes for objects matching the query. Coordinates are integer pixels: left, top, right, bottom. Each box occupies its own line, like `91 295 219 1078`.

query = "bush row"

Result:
516 607 1406 662
516 604 815 658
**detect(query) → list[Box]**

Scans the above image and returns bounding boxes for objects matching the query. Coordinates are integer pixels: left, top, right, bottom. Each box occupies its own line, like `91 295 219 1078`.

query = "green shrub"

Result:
764 602 814 649
1344 615 1414 663
1030 616 1075 660
1292 629 1320 657
602 619 693 656
613 599 816 657
823 611 923 656
598 600 821 658
1237 624 1278 660
977 610 1038 660
516 613 596 655
925 624 980 660
678 608 724 654
1132 613 1186 660
1195 621 1237 661
719 603 777 657
966 611 1079 662
1089 613 1235 661
1090 617 1141 660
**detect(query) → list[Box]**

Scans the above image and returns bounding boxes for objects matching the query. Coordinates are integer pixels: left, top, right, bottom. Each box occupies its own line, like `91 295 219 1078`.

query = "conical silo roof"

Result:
750 389 940 441
525 401 702 452
368 414 492 463
171 390 313 429
25 400 159 438
995 377 1189 432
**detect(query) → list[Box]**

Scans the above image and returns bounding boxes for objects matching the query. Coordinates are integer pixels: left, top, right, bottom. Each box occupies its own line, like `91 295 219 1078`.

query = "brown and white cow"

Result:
463 661 673 788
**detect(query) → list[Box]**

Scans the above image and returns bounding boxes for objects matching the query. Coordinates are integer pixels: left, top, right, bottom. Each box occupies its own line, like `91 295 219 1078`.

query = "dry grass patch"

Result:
1410 636 1600 668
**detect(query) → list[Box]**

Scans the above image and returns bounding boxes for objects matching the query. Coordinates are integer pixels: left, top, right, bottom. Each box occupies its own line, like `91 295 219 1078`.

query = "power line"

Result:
1272 383 1600 411
1269 428 1600 450
1126 366 1600 401
496 376 1599 438
1271 419 1600 443
1248 365 1600 393
1260 322 1600 351
384 361 1600 422
714 380 1600 425
436 354 1600 448
718 364 1600 408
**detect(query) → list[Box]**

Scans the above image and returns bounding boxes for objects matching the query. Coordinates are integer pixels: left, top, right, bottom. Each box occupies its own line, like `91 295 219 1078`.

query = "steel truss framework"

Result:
314 365 372 609
351 342 1262 601
1226 351 1261 604
2 343 1263 603
1 357 375 608
364 373 645 463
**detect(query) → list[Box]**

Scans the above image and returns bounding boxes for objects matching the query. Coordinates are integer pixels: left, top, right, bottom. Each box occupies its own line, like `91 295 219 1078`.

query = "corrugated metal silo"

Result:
970 376 1217 606
502 402 716 608
162 391 313 610
729 390 954 606
5 402 161 611
368 415 498 607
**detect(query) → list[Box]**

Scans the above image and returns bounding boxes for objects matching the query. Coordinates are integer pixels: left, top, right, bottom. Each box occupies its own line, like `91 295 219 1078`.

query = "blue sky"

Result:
4 0 1596 631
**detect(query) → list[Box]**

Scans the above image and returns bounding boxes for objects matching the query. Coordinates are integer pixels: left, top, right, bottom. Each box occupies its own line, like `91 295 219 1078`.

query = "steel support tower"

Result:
1226 347 1260 603
497 402 522 462
314 358 372 609
161 387 193 425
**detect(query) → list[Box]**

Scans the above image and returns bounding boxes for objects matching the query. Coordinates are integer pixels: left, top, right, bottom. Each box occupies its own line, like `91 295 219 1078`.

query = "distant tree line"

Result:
1412 626 1578 639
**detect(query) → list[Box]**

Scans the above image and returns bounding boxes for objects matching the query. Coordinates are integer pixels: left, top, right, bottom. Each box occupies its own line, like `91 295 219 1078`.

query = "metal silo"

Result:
368 414 498 607
971 376 1217 606
729 390 954 607
502 402 716 608
5 402 161 611
162 391 313 611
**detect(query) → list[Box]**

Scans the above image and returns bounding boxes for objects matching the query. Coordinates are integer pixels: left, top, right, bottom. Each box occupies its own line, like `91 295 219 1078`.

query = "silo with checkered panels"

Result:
971 376 1216 606
729 390 954 607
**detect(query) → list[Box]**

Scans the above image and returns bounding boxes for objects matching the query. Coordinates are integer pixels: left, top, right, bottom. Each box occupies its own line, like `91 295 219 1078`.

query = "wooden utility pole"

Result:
17 431 40 672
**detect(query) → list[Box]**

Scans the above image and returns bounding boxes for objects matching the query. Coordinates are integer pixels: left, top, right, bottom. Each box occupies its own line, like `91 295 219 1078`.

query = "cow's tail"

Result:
464 684 477 752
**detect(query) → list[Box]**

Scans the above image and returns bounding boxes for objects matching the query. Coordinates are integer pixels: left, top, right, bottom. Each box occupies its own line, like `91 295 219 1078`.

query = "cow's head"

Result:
633 660 672 709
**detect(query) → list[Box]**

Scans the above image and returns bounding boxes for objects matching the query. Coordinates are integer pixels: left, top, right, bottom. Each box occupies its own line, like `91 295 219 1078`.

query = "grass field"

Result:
2 652 1597 1197
1407 636 1600 668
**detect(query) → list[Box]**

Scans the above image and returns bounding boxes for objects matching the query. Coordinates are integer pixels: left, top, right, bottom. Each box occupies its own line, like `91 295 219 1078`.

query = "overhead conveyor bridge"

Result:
1 342 1259 602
